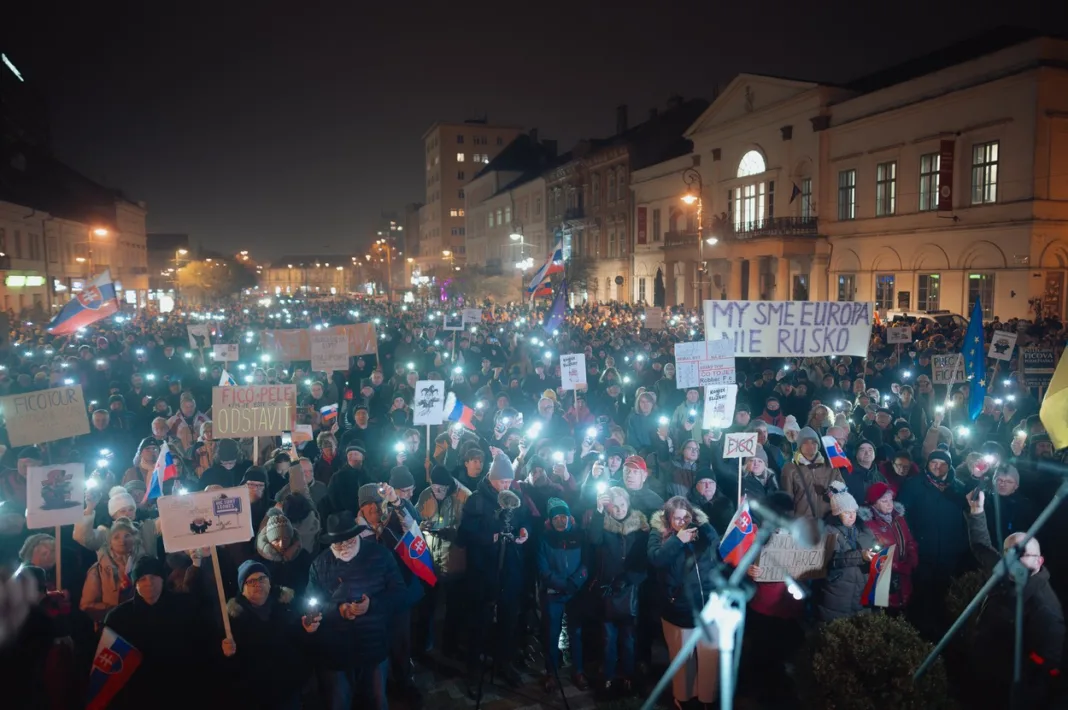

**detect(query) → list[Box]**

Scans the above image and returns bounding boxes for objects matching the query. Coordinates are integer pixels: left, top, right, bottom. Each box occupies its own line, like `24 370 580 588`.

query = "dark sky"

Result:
3 1 1065 259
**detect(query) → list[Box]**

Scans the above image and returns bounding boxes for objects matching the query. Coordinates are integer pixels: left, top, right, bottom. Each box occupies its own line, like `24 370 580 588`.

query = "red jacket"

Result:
878 460 920 496
858 503 919 609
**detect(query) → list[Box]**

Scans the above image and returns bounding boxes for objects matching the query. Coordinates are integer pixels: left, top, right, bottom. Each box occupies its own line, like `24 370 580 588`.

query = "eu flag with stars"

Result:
963 299 986 421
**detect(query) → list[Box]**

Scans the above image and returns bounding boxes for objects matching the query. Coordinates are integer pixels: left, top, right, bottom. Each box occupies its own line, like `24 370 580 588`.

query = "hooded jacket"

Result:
222 588 310 705
858 502 918 608
816 519 876 622
536 518 588 600
458 477 529 593
587 508 650 602
780 451 844 520
647 507 722 629
897 468 971 583
254 521 313 600
415 478 470 577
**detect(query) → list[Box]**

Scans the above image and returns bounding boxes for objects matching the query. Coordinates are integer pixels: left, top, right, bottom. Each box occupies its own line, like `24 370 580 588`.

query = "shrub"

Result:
795 613 954 710
944 570 986 642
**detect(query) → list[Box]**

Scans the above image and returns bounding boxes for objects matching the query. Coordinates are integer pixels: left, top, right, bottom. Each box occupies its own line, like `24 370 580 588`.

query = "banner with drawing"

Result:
157 485 254 553
25 464 86 529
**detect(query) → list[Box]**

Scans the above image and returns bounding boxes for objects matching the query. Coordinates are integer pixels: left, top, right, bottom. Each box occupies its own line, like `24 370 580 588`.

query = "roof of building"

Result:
421 119 525 141
472 132 564 197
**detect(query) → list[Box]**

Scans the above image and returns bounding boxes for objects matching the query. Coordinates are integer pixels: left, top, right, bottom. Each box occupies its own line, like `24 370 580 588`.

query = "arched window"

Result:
730 149 774 233
737 150 766 178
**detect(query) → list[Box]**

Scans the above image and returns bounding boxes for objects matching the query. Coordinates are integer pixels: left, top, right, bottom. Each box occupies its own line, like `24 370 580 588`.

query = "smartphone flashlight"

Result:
394 442 405 453
596 481 608 494
658 416 669 426
552 451 564 464
586 427 597 439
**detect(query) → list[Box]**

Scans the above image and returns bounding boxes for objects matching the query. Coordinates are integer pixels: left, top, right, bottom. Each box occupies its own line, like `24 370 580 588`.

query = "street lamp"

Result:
681 167 708 305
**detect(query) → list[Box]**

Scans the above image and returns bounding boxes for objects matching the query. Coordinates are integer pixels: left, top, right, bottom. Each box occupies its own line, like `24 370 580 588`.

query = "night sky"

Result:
3 1 1065 259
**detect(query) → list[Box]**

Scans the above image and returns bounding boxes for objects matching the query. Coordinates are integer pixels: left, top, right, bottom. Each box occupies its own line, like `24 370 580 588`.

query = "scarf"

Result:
793 451 826 467
925 471 950 492
872 507 893 525
244 596 273 622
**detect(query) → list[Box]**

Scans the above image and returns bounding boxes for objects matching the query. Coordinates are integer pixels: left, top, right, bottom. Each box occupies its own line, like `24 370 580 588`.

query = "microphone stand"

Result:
913 472 1068 710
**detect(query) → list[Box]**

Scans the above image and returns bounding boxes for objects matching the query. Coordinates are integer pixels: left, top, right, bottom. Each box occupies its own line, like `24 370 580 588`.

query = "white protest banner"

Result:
311 333 350 372
157 485 254 553
675 341 707 361
699 338 736 386
887 326 912 344
187 324 211 350
292 424 314 443
560 353 587 390
644 307 663 330
413 380 446 425
25 464 85 529
212 385 297 437
213 344 238 362
461 308 483 326
0 385 90 446
754 530 835 582
1022 347 1056 388
674 341 706 389
703 384 738 429
932 353 966 384
703 300 874 358
987 331 1018 362
443 313 464 331
723 433 758 459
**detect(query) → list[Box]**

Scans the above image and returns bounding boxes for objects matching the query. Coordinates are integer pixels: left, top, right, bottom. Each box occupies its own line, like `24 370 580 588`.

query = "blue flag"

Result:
963 299 986 420
543 278 568 334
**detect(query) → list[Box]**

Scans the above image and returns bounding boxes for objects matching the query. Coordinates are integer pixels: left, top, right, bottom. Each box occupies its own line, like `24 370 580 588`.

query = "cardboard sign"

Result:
461 308 483 326
213 344 238 362
703 300 874 358
259 324 378 360
211 385 297 437
25 464 86 529
560 353 587 390
703 384 738 429
0 385 91 446
754 530 835 582
644 307 663 330
157 485 253 553
886 326 912 344
442 313 464 331
292 424 314 443
413 380 446 425
676 340 736 388
1022 347 1056 388
723 433 758 459
187 324 211 350
987 331 1017 362
932 353 966 384
311 334 349 372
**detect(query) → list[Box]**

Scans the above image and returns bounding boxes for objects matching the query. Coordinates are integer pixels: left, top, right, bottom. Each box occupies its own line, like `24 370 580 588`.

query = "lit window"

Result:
875 161 897 216
837 169 856 220
737 150 766 178
504 206 511 223
919 153 940 212
968 273 995 318
457 153 465 162
837 274 856 302
918 274 941 311
496 209 503 225
483 155 490 164
458 209 465 217
875 274 895 310
971 141 998 204
449 209 459 217
489 213 494 227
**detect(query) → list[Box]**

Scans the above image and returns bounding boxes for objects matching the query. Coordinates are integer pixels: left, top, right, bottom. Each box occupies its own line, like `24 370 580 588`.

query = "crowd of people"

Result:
0 295 1066 709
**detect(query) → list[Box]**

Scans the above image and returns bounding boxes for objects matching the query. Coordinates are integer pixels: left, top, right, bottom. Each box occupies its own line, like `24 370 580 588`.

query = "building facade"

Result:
629 154 695 305
261 256 363 297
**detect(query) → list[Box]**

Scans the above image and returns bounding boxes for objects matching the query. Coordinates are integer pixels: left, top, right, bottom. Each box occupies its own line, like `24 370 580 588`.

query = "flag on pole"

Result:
543 278 568 334
394 517 438 586
963 299 987 420
718 497 757 566
144 443 179 502
861 544 896 607
789 182 802 203
47 270 120 335
86 627 142 710
527 240 564 293
219 368 237 386
822 435 853 472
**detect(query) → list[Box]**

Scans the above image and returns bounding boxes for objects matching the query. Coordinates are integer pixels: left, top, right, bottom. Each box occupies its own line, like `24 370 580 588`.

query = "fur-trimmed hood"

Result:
650 507 709 538
255 525 303 563
857 502 905 521
227 586 294 617
603 509 649 536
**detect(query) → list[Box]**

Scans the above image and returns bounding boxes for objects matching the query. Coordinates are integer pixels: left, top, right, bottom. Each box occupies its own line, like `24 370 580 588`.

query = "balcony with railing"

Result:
663 231 698 248
724 216 819 239
564 206 586 221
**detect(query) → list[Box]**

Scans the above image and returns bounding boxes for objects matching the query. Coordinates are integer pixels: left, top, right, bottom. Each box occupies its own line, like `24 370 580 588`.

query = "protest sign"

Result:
413 380 446 425
461 308 483 325
157 485 254 553
25 464 85 529
754 530 834 582
212 385 297 437
723 433 758 459
561 353 587 390
703 384 737 429
443 313 464 331
292 424 314 443
311 333 349 372
644 307 663 330
932 353 966 384
212 344 238 362
987 331 1018 362
1022 347 1056 388
0 385 90 446
886 326 912 344
699 339 736 386
187 324 211 350
703 300 874 357
258 324 377 360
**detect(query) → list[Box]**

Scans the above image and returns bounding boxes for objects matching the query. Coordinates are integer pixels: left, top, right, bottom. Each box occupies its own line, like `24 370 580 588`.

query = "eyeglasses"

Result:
244 576 270 587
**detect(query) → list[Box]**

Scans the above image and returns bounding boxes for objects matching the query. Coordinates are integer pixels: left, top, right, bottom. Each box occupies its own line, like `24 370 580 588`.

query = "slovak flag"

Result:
144 442 179 502
48 270 120 335
86 626 143 710
320 403 339 426
527 240 564 293
822 435 853 473
861 544 896 607
394 518 438 586
718 496 757 566
443 392 476 430
219 368 237 386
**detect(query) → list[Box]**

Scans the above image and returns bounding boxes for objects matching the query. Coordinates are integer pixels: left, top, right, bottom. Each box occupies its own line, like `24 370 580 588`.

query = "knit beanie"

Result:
828 480 858 516
132 556 167 582
865 482 893 506
389 466 415 489
237 560 270 590
263 508 293 544
798 426 820 444
241 467 268 485
216 438 240 461
108 486 137 517
280 490 313 523
927 448 953 469
783 415 801 434
547 497 570 520
358 483 383 508
488 452 515 481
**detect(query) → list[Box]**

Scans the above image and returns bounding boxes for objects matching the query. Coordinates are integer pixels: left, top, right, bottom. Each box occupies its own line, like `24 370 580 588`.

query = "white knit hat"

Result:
828 480 858 516
108 485 137 517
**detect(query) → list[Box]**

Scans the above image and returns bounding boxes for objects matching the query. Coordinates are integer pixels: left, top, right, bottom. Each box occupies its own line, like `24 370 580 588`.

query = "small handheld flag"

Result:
320 403 339 426
86 627 142 710
219 368 236 386
443 392 476 430
718 496 757 566
144 442 179 502
822 435 853 472
394 518 438 587
48 270 120 335
861 544 895 607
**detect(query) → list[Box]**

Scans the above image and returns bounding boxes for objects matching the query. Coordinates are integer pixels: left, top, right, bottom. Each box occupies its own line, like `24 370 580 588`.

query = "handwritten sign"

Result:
413 380 446 425
644 307 663 330
259 324 377 360
187 324 211 350
0 385 90 446
292 424 314 443
886 326 912 344
211 385 297 437
754 530 834 582
311 334 349 372
461 308 483 326
443 313 464 331
723 433 758 459
25 464 85 529
1022 348 1056 388
157 485 253 553
560 353 587 390
213 344 238 362
703 384 737 429
987 331 1017 362
703 300 874 358
932 353 966 384
675 340 736 388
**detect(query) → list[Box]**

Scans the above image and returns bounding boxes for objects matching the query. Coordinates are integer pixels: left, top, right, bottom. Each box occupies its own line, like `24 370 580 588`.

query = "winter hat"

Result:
124 479 147 502
798 426 820 444
865 482 893 506
216 438 240 461
17 446 43 460
241 467 268 485
263 508 294 544
488 452 515 481
547 497 571 520
132 556 167 582
828 480 858 516
430 465 454 487
893 421 912 438
623 455 647 473
926 449 953 469
747 446 769 465
855 440 876 458
783 416 800 434
237 560 270 590
280 491 313 523
108 486 137 517
389 466 415 489
358 483 383 508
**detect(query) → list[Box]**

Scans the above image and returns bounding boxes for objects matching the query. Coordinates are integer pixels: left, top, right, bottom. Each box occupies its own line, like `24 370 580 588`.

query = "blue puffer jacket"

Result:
537 520 587 601
647 507 722 629
305 539 404 670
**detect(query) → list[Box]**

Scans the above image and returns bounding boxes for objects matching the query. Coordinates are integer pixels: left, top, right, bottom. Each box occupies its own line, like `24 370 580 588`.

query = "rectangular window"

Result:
497 136 503 145
47 236 57 263
457 208 464 217
504 206 511 223
13 230 21 258
837 169 856 220
458 189 464 199
918 273 941 311
496 209 502 225
608 173 616 203
592 173 600 207
535 197 542 216
968 273 995 319
837 274 856 302
449 209 459 217
971 140 999 204
919 152 940 211
800 177 813 219
876 161 897 216
875 274 895 310
608 229 616 257
456 153 465 162
652 208 662 241
457 171 464 180
482 155 490 164
638 278 646 303
767 181 775 220
457 135 464 144
488 213 494 227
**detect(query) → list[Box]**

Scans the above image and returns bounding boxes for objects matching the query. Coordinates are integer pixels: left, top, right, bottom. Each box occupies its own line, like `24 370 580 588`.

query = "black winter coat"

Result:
647 508 722 628
254 527 313 600
457 477 530 594
898 472 972 584
222 591 311 707
587 509 650 606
